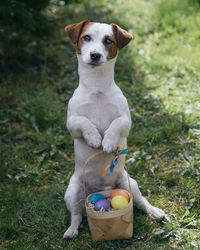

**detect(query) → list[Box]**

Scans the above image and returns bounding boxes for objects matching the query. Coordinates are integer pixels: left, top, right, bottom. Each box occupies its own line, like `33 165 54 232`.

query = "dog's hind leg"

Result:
63 174 84 239
119 172 165 221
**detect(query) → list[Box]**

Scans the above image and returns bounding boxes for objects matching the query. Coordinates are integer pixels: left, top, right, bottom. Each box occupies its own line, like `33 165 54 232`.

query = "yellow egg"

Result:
110 189 130 201
111 195 128 210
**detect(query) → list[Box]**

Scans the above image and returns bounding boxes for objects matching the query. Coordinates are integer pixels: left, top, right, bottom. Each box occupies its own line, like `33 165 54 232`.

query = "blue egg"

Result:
88 193 105 204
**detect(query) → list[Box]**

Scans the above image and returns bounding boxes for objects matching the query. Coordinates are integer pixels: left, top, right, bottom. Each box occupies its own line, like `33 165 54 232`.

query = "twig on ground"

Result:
58 150 72 162
158 149 171 156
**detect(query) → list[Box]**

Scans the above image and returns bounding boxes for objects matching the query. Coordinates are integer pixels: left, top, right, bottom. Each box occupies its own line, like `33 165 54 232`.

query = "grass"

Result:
0 0 200 249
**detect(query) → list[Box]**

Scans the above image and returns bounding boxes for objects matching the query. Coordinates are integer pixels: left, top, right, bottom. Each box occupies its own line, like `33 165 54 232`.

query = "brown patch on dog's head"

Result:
76 21 93 54
65 20 91 45
102 35 118 60
110 23 133 49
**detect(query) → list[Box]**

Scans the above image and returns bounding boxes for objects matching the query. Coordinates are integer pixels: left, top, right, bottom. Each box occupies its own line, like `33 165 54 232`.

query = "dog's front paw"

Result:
102 131 118 153
63 227 78 239
83 127 102 148
147 206 165 221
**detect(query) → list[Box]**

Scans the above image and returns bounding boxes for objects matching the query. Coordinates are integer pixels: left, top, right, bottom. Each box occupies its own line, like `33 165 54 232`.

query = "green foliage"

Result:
18 93 62 131
0 0 51 47
0 0 50 31
0 0 53 76
154 0 200 35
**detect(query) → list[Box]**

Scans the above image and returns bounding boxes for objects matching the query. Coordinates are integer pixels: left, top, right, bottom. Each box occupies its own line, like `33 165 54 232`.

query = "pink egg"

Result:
110 189 130 201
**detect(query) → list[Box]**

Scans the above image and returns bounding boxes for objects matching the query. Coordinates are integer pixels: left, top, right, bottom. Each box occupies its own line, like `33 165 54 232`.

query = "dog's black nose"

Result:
90 52 101 62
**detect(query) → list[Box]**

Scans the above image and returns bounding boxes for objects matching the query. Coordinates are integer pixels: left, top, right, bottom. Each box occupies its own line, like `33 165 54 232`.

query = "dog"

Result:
63 20 165 239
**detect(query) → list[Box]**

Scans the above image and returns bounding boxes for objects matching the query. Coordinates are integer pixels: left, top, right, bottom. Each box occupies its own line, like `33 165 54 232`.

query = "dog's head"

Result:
65 20 132 67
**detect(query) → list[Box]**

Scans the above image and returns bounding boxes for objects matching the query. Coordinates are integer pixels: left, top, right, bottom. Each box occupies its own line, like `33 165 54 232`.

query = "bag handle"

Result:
82 150 132 198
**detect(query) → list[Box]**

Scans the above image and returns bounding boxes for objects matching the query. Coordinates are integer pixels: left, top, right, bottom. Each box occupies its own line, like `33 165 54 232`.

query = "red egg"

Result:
110 189 130 202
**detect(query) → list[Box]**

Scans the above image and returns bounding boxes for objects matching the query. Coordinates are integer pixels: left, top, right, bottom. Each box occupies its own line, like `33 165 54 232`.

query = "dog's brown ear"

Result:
65 20 90 44
111 23 133 49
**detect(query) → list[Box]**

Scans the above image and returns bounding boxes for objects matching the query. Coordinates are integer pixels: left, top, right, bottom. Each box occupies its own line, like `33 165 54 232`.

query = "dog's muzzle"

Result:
89 52 102 66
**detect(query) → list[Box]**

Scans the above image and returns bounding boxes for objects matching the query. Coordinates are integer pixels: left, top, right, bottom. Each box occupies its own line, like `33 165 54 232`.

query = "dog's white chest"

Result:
77 91 119 135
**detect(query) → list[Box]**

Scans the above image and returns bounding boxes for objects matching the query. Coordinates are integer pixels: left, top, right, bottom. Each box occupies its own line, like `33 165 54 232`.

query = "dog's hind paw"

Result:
63 227 78 239
147 206 165 221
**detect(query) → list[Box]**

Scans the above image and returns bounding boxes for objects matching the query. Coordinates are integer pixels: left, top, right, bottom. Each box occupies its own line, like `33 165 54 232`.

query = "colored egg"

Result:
110 189 130 202
94 199 111 211
88 193 105 204
111 195 128 210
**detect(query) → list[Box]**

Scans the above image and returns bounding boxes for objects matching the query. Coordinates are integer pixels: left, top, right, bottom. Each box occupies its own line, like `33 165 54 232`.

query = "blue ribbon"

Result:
109 147 128 175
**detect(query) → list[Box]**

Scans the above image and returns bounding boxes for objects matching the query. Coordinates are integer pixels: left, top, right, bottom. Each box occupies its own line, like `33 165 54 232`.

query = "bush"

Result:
0 0 53 75
0 0 50 53
154 0 200 35
0 0 51 45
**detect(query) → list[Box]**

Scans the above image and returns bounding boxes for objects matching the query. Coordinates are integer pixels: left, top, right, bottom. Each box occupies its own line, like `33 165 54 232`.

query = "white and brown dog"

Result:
64 20 165 239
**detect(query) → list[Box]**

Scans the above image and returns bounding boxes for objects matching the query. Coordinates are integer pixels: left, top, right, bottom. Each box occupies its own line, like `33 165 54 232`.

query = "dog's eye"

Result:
104 38 113 45
82 35 91 42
